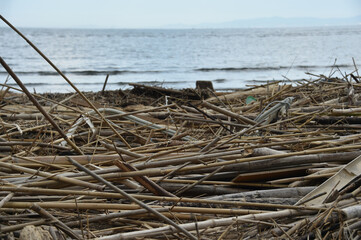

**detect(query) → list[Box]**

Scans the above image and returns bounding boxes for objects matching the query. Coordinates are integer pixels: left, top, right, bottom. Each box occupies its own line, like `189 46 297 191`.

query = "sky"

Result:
1 0 361 28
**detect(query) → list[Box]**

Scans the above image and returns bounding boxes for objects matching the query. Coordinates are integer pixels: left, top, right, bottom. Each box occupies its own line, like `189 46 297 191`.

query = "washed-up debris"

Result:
1 67 361 239
1 15 361 240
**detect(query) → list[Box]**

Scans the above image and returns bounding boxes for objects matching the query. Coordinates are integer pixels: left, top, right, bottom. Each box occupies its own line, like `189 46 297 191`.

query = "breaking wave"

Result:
195 64 353 72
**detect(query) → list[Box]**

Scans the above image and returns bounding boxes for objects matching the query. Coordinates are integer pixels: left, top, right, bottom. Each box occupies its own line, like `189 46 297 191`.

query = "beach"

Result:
1 59 361 238
1 15 361 240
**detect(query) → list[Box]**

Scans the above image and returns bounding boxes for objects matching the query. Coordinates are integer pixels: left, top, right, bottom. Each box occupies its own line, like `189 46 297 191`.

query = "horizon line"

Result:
1 15 360 30
1 23 360 30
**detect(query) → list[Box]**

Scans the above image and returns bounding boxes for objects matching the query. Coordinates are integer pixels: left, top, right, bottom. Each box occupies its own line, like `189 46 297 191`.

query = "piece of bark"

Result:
296 153 361 206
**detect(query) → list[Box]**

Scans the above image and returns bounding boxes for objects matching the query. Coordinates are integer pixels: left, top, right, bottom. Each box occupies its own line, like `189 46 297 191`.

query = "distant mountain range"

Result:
163 15 361 28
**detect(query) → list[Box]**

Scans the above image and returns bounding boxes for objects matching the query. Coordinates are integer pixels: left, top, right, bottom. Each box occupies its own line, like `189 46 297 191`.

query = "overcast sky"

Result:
1 0 361 28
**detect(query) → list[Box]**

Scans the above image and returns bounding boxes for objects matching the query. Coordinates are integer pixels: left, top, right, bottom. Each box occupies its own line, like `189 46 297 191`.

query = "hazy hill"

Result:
164 15 361 28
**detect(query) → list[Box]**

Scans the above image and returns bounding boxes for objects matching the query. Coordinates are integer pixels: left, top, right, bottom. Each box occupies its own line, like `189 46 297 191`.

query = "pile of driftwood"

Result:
1 64 361 239
1 15 361 240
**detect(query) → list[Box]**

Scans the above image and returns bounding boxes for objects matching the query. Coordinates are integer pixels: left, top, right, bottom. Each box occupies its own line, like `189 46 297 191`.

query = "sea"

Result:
0 26 361 93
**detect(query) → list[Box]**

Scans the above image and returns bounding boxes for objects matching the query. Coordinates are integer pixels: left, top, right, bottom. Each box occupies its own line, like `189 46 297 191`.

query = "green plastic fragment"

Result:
246 96 256 104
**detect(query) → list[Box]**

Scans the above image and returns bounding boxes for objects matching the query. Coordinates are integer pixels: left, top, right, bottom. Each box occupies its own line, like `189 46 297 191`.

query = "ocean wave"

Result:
8 82 120 87
7 82 48 86
6 80 191 87
195 64 353 72
67 70 164 76
0 70 165 76
0 64 354 76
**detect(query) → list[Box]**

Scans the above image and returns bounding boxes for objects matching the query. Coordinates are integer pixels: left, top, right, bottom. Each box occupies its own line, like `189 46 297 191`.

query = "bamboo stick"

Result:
30 203 81 240
0 186 326 211
0 219 49 233
98 208 310 240
201 101 256 125
0 201 268 215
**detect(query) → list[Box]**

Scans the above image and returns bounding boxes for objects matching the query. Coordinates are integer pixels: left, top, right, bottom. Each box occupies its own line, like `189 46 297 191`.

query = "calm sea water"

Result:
0 26 360 93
